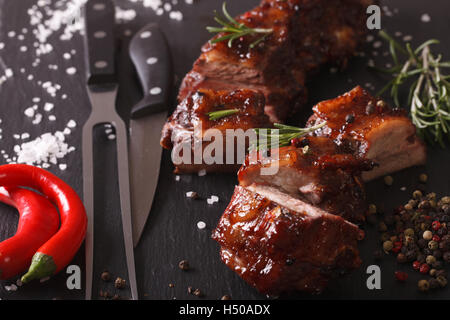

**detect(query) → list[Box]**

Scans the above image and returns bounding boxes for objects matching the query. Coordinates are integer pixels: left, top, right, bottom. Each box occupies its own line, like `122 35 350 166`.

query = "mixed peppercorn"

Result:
377 187 450 292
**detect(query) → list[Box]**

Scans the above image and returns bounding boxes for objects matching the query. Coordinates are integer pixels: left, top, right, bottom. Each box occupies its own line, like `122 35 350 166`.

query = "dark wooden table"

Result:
0 0 449 300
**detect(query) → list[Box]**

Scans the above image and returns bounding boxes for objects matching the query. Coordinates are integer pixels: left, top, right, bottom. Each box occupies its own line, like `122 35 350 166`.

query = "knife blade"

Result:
82 0 138 300
128 24 173 247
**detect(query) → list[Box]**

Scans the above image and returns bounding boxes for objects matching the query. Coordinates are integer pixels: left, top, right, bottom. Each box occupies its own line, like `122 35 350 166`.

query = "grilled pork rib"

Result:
307 86 427 181
161 89 271 173
179 0 371 123
238 137 374 222
212 185 363 295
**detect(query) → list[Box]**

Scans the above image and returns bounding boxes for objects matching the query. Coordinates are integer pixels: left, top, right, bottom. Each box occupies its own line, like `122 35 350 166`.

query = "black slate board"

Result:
0 0 449 300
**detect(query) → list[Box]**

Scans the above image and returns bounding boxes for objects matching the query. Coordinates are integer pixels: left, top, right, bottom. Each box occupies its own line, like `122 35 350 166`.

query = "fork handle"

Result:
83 0 116 85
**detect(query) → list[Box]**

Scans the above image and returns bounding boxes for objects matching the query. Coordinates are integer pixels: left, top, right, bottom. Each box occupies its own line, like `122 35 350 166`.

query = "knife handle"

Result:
83 0 116 85
129 23 173 119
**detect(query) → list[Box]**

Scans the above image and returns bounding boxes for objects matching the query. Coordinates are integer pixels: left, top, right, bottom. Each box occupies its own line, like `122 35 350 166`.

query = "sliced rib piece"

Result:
161 89 271 173
238 137 373 222
307 86 427 181
212 185 363 295
178 0 372 122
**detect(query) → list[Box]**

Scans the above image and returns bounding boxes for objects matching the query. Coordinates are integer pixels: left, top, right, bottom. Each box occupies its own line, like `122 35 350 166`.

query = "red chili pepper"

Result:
0 187 59 280
0 164 87 283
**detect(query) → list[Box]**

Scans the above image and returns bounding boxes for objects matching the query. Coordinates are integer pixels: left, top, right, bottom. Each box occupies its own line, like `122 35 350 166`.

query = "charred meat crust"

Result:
238 137 373 222
212 185 363 294
178 0 372 123
307 86 427 181
160 89 271 173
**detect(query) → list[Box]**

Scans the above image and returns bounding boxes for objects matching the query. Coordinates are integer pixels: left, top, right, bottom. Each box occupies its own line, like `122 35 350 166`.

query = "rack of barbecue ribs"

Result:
213 146 368 294
306 86 427 181
161 89 271 173
161 0 373 172
213 87 427 295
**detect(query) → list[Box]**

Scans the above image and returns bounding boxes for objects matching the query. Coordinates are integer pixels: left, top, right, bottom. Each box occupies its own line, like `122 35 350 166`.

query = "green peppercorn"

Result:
380 232 390 242
423 230 433 240
384 175 394 186
383 240 393 252
418 279 430 292
426 255 436 265
430 269 437 277
426 192 436 200
404 203 413 211
404 228 414 237
418 200 430 209
419 174 428 183
436 276 448 288
413 190 423 199
441 196 450 205
428 240 438 250
368 204 377 215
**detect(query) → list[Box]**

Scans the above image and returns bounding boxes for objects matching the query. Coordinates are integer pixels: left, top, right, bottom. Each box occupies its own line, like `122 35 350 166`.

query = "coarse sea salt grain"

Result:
421 13 431 23
14 131 74 167
44 102 54 112
66 67 76 75
24 107 35 118
115 7 137 23
197 221 206 230
67 119 76 128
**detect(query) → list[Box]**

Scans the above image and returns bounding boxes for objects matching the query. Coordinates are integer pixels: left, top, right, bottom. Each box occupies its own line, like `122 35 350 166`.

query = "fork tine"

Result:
113 117 138 300
82 122 95 300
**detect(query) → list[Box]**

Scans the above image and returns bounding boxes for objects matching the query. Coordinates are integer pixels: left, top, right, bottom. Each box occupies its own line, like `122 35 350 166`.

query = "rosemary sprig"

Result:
207 108 239 121
373 30 450 147
206 2 273 49
250 121 327 151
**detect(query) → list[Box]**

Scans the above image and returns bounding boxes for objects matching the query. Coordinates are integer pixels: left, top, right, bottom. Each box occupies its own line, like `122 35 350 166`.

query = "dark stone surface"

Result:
0 0 449 300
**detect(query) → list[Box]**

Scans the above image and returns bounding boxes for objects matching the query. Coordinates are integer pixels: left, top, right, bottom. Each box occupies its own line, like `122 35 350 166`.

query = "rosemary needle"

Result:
373 30 450 147
250 121 327 151
206 2 273 48
207 108 239 121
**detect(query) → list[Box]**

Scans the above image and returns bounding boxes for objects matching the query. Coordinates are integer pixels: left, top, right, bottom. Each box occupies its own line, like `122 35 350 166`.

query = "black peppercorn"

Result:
432 260 444 269
417 254 426 264
114 277 126 289
433 250 443 259
405 250 417 261
397 253 407 263
443 251 450 263
178 260 190 271
429 278 440 289
193 288 203 297
285 258 295 266
417 238 428 249
366 102 375 115
345 114 355 123
101 271 111 282
436 270 447 278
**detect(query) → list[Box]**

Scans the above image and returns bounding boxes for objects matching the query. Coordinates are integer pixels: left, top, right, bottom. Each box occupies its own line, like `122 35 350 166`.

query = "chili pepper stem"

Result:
21 252 56 283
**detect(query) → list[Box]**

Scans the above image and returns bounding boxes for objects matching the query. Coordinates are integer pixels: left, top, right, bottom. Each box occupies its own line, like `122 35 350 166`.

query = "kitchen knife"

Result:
129 23 173 247
82 0 138 300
